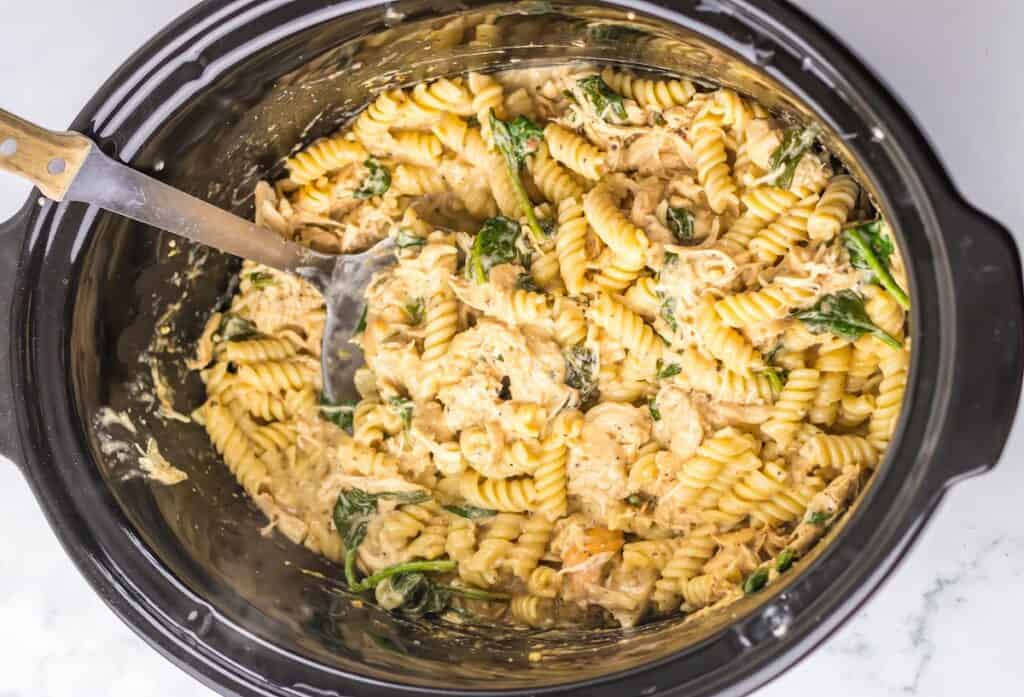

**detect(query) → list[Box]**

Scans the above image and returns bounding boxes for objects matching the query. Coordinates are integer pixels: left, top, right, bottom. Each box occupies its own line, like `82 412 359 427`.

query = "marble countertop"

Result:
2 1 1022 695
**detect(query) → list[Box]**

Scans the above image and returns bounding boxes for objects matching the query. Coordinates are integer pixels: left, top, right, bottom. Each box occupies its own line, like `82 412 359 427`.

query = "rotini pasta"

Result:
193 63 910 632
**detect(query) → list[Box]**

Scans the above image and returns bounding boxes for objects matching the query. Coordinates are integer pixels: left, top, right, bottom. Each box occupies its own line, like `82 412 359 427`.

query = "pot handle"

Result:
0 198 30 469
934 201 1023 484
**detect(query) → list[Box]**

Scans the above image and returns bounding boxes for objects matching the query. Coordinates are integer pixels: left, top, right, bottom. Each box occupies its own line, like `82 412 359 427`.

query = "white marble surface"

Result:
2 1 1023 695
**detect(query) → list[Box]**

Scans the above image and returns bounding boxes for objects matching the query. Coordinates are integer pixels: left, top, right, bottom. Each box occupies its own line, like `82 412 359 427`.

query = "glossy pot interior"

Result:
8 1 1022 696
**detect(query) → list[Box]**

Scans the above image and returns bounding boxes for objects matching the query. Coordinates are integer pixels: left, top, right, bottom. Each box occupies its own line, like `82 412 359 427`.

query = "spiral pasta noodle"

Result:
807 175 858 241
762 368 820 449
695 295 764 373
286 135 367 185
600 66 696 111
583 183 649 264
544 123 607 181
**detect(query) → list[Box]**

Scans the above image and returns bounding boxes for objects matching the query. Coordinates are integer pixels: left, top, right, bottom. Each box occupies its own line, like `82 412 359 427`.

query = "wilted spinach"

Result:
667 207 695 244
369 569 510 618
656 361 682 380
245 271 276 289
403 298 425 326
576 75 627 123
387 396 414 432
442 504 498 520
775 548 796 573
515 272 543 293
488 110 547 246
354 157 391 199
648 399 662 421
319 393 357 432
467 215 522 284
768 126 818 189
807 510 832 526
790 291 901 349
842 220 910 310
355 304 368 333
334 488 431 587
394 228 426 249
743 567 770 595
659 297 679 334
217 314 259 342
760 367 788 394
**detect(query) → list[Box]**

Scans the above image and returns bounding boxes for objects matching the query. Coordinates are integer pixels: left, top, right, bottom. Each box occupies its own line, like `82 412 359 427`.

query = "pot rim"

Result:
3 1 1019 696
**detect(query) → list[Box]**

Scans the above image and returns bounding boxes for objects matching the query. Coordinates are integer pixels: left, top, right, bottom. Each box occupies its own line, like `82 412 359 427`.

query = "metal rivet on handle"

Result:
47 157 66 175
0 138 16 156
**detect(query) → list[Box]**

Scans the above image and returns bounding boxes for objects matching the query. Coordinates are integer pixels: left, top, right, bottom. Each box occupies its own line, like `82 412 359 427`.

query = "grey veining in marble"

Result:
2 1 1022 695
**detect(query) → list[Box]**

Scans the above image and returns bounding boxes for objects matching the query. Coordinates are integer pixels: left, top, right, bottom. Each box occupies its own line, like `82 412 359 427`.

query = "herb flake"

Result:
564 346 598 407
354 157 391 199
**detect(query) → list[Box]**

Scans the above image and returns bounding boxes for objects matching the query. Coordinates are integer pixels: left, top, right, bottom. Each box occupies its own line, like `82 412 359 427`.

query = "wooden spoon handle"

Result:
0 109 93 201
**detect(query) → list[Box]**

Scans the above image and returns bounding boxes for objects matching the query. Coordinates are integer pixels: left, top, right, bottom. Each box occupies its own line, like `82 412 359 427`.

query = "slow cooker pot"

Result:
2 1 1021 695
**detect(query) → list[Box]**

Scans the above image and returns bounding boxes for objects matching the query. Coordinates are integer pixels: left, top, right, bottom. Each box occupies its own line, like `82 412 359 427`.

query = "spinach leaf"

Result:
488 110 546 246
467 215 522 284
403 298 425 326
443 504 498 520
564 346 599 407
743 567 770 595
790 290 901 349
625 493 652 507
319 394 357 432
351 559 456 593
659 297 679 334
768 126 817 189
656 361 682 380
334 489 431 587
760 367 788 394
355 304 368 333
387 396 414 431
371 569 511 618
375 572 450 616
648 399 662 421
775 548 796 573
842 220 910 310
354 157 391 199
763 341 784 365
663 251 679 268
666 207 695 244
576 75 627 122
246 271 276 289
807 510 831 526
218 314 259 342
394 228 426 249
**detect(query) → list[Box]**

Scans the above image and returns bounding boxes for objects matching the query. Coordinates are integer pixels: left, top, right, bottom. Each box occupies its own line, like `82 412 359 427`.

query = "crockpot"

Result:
2 1 1021 695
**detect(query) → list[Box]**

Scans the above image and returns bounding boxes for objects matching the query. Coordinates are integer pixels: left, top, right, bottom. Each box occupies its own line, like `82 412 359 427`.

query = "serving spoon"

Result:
0 108 394 403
